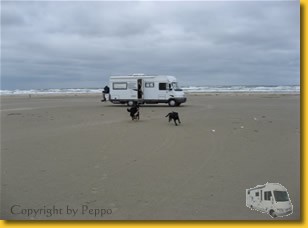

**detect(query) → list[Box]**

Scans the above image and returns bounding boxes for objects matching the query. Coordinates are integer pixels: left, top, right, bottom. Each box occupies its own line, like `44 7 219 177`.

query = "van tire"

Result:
269 210 277 218
168 99 176 107
127 101 134 106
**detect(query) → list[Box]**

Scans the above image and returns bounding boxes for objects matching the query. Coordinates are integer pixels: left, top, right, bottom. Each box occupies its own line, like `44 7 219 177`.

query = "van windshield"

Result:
171 82 182 91
273 191 289 202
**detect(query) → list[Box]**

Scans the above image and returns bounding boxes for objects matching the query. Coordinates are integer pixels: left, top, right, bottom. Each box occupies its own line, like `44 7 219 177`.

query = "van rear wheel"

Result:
168 99 176 107
127 101 134 106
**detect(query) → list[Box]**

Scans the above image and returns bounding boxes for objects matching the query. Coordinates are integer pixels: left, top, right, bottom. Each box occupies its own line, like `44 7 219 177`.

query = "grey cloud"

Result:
1 11 25 27
1 1 300 89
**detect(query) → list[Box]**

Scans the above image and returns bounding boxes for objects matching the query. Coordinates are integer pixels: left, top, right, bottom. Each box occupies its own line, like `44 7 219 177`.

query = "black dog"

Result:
127 104 140 120
165 111 181 126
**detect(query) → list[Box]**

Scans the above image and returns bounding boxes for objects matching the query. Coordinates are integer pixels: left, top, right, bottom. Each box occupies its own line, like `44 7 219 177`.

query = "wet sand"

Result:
0 93 300 220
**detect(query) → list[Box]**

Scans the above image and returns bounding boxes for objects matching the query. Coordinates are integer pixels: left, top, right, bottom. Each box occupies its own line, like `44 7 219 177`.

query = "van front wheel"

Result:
269 210 277 218
168 99 176 107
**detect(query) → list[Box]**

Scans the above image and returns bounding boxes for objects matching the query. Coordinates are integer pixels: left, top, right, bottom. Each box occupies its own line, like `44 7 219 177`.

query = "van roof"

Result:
110 75 177 81
110 75 156 79
247 183 287 191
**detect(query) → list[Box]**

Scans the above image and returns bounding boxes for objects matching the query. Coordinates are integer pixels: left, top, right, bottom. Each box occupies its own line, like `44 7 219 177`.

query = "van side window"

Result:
145 82 155 88
159 83 167 90
113 82 127 90
255 192 259 197
264 191 272 200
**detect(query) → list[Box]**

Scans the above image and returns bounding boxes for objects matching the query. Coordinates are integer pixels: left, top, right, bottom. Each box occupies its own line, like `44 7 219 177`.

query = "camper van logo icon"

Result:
246 183 293 218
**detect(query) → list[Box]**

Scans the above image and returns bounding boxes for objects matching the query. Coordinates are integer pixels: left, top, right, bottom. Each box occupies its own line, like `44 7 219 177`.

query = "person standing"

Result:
102 85 110 102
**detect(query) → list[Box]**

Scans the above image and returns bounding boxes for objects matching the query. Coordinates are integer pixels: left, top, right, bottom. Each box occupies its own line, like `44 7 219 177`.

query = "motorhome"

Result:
246 183 293 217
102 74 187 106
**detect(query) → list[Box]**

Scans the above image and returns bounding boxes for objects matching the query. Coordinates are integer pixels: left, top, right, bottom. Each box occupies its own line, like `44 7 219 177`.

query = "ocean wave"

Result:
0 88 103 95
0 86 300 95
181 85 300 93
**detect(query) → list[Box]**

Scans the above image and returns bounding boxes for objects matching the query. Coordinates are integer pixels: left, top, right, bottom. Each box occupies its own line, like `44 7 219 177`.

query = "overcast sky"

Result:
1 0 300 89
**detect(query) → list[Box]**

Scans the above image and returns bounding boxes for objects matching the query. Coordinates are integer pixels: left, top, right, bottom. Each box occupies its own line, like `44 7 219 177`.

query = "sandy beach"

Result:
0 93 300 220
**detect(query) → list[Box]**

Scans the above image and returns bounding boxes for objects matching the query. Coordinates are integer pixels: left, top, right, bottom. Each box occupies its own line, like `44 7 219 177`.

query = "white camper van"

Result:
103 74 186 106
246 183 293 217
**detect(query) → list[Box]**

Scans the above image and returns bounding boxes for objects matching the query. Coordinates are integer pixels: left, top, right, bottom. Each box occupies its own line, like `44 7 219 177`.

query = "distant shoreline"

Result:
0 92 300 98
0 85 300 96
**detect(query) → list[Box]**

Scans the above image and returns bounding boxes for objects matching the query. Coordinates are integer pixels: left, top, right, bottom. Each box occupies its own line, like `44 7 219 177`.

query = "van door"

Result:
137 79 143 99
253 190 262 210
127 80 138 100
263 190 274 212
158 82 169 100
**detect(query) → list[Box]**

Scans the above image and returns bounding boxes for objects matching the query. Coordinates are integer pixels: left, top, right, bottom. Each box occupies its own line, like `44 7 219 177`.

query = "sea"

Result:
0 85 300 95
